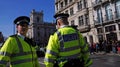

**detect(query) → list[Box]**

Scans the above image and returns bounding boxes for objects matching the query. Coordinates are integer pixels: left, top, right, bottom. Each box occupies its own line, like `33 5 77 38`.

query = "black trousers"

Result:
54 59 84 67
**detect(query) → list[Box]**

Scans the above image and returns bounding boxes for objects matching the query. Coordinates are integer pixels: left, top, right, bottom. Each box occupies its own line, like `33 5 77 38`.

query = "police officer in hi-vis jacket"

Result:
0 16 40 67
44 13 92 67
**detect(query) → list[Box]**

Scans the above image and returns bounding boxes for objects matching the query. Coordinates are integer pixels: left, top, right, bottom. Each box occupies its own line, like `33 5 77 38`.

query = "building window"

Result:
56 4 59 11
110 25 116 31
96 0 101 3
98 35 103 41
97 8 103 23
69 0 72 3
106 32 117 41
97 28 103 34
60 2 63 8
85 14 89 25
77 1 82 10
37 17 39 22
65 0 68 6
115 0 120 18
105 26 109 32
105 4 112 21
37 32 40 37
78 15 84 26
70 7 74 15
84 0 87 8
105 25 116 32
71 20 74 25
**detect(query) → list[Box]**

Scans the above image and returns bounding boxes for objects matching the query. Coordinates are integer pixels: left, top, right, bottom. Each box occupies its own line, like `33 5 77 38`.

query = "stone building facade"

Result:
55 0 120 44
27 10 56 47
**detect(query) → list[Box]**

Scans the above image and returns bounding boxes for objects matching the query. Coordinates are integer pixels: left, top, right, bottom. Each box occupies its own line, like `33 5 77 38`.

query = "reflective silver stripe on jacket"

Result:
11 58 37 65
56 31 64 51
0 60 7 64
46 49 58 56
61 52 81 59
0 51 11 57
56 31 81 58
60 45 80 52
62 33 78 42
44 58 55 63
12 51 32 57
11 35 34 65
12 35 34 57
14 35 23 52
0 51 34 58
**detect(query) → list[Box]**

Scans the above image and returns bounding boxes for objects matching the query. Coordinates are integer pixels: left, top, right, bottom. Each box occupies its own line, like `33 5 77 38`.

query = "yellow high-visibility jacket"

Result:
44 26 92 67
0 35 40 67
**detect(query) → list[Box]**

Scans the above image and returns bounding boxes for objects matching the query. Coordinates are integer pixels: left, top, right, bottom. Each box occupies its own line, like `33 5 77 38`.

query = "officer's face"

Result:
16 23 28 36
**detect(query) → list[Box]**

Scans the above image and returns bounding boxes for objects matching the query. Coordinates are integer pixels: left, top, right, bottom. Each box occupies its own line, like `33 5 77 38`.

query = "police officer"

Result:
44 13 92 67
0 16 40 67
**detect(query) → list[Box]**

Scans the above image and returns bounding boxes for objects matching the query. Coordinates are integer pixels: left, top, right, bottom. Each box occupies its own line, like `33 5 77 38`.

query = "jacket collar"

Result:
60 25 69 28
17 33 25 39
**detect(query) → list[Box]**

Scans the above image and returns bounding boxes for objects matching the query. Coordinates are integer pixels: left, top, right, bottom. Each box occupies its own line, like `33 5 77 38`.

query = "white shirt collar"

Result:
60 25 68 28
17 33 25 39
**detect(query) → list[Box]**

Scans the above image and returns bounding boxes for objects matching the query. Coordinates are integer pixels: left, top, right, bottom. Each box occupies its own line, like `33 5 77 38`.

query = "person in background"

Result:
112 41 117 54
0 16 40 67
96 42 99 53
117 41 120 55
44 13 92 67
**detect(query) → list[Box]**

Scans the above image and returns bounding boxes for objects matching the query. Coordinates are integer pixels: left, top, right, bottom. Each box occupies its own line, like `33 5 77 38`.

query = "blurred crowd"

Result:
88 40 120 55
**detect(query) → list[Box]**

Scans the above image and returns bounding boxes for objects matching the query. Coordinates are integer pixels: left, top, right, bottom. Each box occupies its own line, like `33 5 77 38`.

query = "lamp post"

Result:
13 22 16 35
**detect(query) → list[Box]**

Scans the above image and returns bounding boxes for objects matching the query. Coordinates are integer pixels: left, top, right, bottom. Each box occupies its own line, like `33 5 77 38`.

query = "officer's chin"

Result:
21 31 27 35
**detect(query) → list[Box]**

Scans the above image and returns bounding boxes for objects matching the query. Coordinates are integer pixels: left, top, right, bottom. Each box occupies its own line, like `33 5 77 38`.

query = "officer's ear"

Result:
57 19 62 26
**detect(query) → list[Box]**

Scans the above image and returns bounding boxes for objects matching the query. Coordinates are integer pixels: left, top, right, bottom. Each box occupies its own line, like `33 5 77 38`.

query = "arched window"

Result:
37 17 39 22
115 0 120 18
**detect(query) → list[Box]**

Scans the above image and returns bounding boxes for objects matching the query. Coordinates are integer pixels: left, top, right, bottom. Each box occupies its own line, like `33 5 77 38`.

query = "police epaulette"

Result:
50 32 54 35
0 35 17 47
51 30 57 35
10 34 17 37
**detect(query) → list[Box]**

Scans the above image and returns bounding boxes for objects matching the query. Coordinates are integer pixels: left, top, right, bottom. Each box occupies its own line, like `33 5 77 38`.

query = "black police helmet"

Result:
14 16 30 25
54 13 69 19
54 13 69 25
